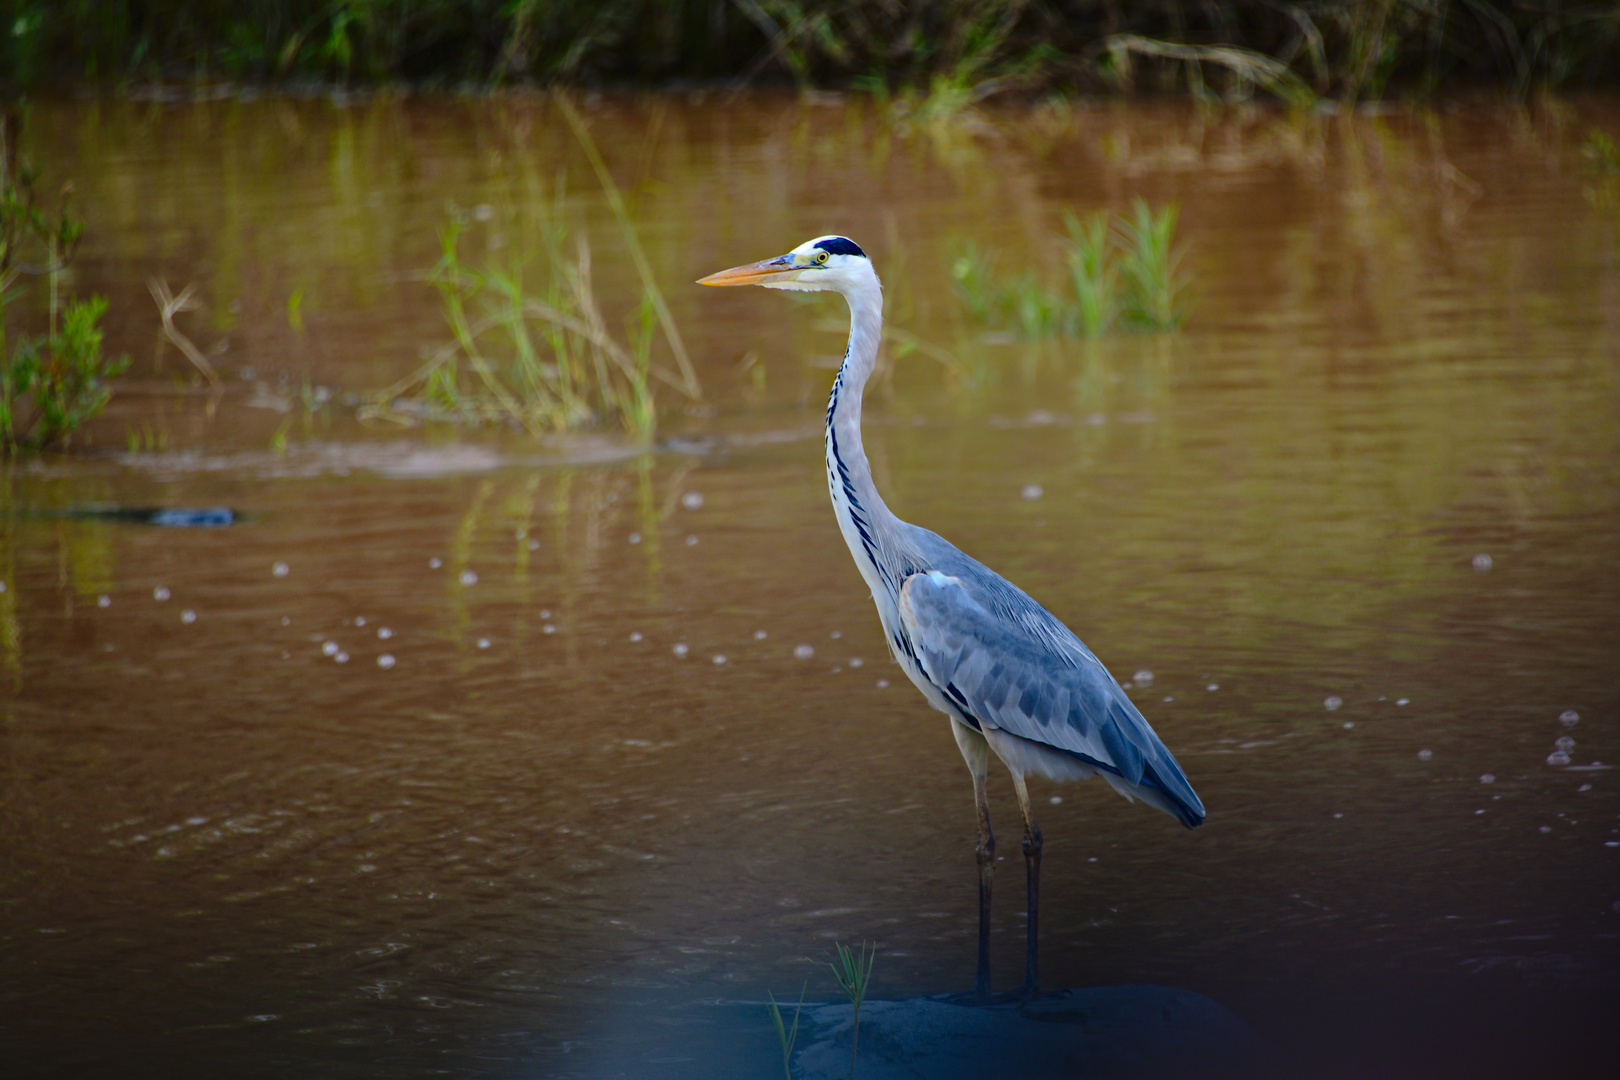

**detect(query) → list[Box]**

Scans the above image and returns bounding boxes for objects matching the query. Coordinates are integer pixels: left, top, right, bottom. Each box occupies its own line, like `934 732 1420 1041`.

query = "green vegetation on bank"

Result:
0 106 126 454
5 2 1618 101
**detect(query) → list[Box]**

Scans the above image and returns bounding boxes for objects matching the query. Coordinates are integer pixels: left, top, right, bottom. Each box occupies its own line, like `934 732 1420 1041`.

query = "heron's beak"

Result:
696 255 801 287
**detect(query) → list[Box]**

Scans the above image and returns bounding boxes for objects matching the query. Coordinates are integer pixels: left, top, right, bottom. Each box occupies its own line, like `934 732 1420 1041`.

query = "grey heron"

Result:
699 235 1205 999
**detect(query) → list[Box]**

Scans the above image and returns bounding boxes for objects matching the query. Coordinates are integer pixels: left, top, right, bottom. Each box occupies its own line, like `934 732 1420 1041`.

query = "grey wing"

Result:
897 569 1205 829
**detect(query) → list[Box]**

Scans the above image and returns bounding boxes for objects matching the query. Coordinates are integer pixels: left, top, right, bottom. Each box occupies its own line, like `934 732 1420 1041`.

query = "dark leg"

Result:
1013 775 1043 998
952 723 995 1000
974 769 996 1000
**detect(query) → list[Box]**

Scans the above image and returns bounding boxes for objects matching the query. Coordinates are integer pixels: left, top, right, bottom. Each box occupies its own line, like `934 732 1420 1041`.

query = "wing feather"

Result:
898 568 1204 828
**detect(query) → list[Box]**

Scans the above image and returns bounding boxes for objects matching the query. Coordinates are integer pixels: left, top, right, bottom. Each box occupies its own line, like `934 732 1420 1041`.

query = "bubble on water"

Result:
1021 484 1044 501
830 630 842 639
685 535 698 546
1164 696 1174 703
1540 825 1552 833
629 632 643 642
1206 683 1219 692
0 581 6 593
876 679 889 688
459 570 478 586
355 616 366 627
1475 809 1485 815
272 562 289 578
1547 751 1571 766
1050 796 1063 805
473 203 494 222
832 666 842 673
377 654 396 670
1396 698 1409 706
1133 670 1154 687
322 641 339 656
1333 813 1343 819
333 651 348 664
528 539 540 551
1418 749 1433 761
540 610 551 619
154 586 171 601
755 630 768 640
97 595 110 608
1556 736 1575 752
1481 773 1496 784
477 638 491 650
673 643 689 658
1342 721 1354 729
629 533 642 545
543 624 557 634
1324 696 1342 711
794 644 815 660
1560 710 1580 727
850 657 864 668
429 557 442 569
1578 783 1592 792
181 610 197 624
377 627 392 640
681 492 704 510
712 654 727 665
282 616 291 626
1472 553 1492 572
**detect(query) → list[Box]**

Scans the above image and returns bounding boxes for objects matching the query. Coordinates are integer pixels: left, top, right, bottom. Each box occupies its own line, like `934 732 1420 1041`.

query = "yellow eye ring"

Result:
815 250 829 264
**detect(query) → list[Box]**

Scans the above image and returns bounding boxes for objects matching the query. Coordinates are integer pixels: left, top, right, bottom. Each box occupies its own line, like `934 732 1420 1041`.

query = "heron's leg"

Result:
951 721 994 999
1012 773 1043 998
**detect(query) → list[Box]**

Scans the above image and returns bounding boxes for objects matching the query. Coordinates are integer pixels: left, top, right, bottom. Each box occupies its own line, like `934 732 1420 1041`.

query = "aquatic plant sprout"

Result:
766 983 807 1080
828 941 877 1080
951 199 1189 340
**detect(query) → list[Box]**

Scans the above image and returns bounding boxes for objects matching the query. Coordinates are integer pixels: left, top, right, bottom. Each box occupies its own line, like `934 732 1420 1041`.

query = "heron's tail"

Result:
1098 754 1204 829
1141 757 1205 829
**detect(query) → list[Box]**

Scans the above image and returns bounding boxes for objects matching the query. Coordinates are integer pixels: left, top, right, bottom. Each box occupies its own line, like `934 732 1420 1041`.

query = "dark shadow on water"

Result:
588 984 1274 1080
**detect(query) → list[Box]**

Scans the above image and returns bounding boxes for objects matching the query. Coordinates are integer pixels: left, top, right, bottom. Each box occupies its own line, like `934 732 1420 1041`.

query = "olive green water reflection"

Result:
3 94 1618 1078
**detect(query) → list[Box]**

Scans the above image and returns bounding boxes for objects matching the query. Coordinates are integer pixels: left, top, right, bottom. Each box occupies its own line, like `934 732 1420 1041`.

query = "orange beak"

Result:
696 255 800 287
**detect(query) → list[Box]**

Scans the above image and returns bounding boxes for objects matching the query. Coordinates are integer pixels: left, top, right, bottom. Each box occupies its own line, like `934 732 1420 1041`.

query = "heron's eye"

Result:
815 250 829 265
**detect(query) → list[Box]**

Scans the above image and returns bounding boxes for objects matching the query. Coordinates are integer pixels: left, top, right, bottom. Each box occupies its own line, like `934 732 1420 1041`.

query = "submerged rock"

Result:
795 985 1269 1080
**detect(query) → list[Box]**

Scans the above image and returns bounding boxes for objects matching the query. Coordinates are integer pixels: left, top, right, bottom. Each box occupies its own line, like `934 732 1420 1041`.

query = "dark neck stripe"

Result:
826 379 890 590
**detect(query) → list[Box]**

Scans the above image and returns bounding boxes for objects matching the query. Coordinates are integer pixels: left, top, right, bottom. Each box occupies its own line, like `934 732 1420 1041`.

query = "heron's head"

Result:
697 236 876 296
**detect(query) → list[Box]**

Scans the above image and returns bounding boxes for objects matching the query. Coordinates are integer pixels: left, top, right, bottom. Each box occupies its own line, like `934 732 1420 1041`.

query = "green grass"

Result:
364 209 665 437
952 199 1189 341
363 100 699 439
827 941 876 1080
1114 198 1188 331
766 983 807 1080
1063 209 1114 338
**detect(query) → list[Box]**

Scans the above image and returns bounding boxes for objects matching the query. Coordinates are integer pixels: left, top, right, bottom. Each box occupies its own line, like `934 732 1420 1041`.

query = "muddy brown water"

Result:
3 92 1618 1078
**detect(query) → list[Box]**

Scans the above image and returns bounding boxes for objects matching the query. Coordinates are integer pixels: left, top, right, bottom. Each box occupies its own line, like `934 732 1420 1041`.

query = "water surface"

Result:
3 92 1619 1078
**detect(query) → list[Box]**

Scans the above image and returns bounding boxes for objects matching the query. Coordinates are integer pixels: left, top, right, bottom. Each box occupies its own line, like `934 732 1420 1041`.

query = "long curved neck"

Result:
825 277 902 596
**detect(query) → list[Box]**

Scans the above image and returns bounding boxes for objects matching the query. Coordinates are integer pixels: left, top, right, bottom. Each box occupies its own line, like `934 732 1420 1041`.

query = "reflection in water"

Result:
0 94 1617 1078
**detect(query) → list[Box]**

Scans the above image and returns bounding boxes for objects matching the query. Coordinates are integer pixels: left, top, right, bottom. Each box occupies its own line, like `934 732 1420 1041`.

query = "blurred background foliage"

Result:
1 1 1617 100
